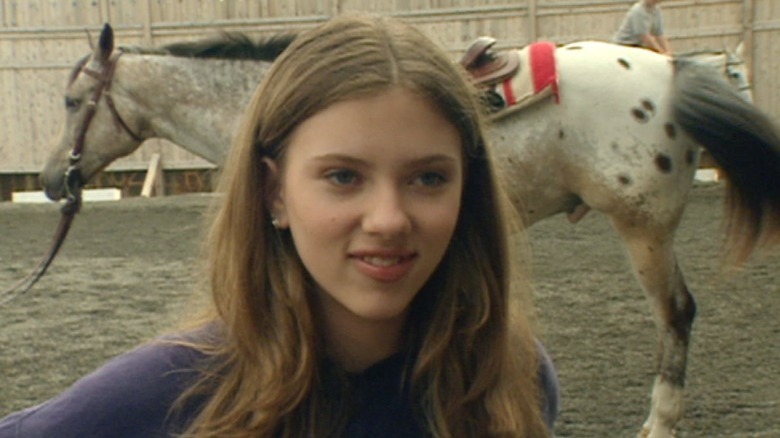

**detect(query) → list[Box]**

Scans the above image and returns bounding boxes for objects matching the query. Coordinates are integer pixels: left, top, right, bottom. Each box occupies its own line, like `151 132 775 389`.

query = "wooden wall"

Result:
0 0 777 195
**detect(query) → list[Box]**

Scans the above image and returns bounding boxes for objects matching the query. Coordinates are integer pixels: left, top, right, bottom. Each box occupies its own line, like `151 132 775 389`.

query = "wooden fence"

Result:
1 0 778 198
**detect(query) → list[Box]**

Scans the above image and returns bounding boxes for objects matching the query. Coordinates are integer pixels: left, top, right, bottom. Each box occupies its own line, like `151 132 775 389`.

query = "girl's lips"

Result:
351 253 416 282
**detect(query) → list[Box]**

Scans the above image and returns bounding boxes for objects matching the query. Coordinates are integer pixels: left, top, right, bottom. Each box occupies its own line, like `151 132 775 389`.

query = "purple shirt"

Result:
0 333 559 437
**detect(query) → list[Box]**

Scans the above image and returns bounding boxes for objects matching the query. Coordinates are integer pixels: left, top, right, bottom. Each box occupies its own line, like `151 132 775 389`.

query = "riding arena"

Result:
1 2 779 437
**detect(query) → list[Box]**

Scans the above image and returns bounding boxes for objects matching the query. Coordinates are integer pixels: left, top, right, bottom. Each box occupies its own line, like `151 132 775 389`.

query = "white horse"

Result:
39 24 780 438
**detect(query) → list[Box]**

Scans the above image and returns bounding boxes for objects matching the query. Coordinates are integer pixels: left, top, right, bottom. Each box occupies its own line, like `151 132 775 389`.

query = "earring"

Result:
271 217 280 228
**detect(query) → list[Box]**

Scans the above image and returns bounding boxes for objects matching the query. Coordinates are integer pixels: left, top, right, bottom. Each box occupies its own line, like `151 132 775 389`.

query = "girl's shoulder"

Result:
0 327 219 438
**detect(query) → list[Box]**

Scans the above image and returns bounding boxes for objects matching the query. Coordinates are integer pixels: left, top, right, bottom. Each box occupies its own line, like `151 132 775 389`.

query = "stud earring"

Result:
271 217 280 228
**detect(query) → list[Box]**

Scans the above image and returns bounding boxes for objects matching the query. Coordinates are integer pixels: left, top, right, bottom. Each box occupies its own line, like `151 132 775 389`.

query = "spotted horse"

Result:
464 38 780 437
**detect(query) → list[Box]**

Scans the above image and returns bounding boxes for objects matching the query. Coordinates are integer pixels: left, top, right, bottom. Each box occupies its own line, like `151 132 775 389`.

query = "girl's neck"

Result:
320 308 408 373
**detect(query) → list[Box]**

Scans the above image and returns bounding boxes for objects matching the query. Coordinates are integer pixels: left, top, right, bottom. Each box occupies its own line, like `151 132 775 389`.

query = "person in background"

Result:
0 14 559 437
613 0 672 54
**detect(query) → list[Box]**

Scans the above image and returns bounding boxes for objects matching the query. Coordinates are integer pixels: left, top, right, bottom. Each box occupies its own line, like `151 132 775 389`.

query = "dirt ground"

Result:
0 183 777 437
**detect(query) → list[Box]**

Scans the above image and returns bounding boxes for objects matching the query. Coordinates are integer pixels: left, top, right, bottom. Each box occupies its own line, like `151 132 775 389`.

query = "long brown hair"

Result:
178 14 549 437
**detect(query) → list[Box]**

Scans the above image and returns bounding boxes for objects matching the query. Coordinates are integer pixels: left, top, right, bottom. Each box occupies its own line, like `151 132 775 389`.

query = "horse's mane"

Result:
68 32 296 85
119 32 297 61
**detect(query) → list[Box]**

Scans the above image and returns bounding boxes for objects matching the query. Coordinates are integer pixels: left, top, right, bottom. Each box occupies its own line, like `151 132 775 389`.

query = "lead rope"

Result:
0 141 85 306
0 53 125 306
0 195 80 306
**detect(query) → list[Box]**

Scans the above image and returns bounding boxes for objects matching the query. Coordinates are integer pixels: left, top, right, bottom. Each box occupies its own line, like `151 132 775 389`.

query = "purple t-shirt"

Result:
0 333 559 437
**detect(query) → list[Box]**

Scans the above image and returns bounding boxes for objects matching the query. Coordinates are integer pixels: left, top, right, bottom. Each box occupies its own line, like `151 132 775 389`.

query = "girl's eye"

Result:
415 171 447 188
326 169 359 186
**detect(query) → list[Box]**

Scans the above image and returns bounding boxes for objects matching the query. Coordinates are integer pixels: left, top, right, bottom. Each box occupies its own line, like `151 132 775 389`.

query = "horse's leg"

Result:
610 219 697 438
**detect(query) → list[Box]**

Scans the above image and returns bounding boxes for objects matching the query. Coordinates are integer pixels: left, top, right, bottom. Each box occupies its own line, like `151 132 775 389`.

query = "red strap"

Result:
530 41 560 103
502 78 517 106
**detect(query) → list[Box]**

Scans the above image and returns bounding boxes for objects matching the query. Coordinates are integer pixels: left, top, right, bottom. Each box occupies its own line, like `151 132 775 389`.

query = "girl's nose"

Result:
361 185 412 238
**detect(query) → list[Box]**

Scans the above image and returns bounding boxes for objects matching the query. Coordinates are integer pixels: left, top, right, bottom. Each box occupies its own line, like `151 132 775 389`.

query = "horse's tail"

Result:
672 58 780 264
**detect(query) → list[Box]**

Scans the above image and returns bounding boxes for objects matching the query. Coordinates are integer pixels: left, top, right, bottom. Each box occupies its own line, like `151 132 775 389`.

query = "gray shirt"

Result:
613 1 665 46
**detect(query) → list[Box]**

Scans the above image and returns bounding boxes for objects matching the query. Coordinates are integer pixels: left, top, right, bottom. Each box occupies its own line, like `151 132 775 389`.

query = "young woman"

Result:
0 14 558 437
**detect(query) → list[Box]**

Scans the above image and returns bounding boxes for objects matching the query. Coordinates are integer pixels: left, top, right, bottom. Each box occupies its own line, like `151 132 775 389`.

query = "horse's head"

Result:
725 42 753 103
679 43 753 105
40 23 145 201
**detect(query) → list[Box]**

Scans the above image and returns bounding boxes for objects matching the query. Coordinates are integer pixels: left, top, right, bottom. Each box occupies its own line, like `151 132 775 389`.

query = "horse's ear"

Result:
95 23 114 64
735 41 745 58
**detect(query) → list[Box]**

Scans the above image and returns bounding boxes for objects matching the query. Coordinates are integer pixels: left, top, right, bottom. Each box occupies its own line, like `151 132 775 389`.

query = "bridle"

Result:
66 50 143 202
1 50 141 305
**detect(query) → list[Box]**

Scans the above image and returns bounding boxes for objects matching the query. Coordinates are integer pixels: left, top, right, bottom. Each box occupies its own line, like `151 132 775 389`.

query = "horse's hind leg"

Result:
610 219 697 438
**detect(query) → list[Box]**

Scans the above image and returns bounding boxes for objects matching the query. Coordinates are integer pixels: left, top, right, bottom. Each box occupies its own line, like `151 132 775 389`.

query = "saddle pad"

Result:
496 41 559 110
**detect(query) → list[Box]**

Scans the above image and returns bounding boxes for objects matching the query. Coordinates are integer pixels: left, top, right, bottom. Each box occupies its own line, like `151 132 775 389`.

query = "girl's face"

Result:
269 87 463 338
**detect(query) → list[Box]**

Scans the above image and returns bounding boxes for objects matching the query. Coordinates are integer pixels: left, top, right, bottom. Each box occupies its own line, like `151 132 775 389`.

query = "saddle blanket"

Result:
497 41 559 112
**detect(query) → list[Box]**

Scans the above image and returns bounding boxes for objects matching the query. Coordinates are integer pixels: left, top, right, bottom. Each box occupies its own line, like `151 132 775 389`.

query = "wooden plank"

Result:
141 153 164 197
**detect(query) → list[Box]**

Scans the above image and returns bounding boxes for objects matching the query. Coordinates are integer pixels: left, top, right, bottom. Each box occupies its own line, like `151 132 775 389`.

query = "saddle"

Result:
460 36 521 87
460 37 560 116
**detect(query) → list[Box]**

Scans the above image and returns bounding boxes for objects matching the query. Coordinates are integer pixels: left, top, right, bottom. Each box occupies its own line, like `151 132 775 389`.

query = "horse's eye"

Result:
64 97 80 111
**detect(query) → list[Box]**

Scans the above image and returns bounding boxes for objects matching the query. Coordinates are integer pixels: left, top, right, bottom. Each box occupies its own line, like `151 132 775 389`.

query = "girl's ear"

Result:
263 158 288 229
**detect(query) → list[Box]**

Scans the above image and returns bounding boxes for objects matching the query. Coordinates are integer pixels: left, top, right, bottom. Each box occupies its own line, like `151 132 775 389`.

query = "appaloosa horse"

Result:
38 24 780 438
